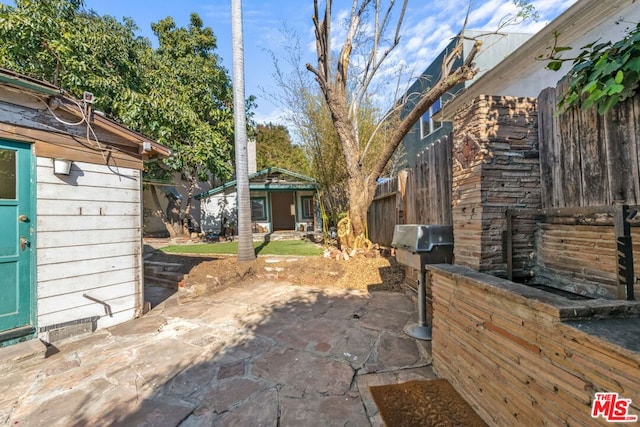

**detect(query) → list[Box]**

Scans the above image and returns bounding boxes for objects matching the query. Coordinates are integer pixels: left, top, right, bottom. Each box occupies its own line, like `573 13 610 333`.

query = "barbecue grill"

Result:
391 224 454 340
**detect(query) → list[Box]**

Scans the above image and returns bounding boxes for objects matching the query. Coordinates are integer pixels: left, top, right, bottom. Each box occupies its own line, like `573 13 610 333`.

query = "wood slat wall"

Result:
405 135 453 226
430 266 640 426
367 175 401 246
534 222 640 299
36 157 142 333
367 135 452 247
538 86 640 208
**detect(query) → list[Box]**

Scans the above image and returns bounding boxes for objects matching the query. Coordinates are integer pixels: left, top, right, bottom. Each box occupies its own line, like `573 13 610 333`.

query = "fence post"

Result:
614 204 635 300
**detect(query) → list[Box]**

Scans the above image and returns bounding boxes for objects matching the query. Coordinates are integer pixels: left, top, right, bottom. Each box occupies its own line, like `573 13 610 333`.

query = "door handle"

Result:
20 237 29 251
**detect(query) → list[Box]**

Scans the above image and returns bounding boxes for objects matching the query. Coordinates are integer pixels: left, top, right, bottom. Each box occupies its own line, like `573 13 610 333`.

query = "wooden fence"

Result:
405 134 453 226
367 134 453 246
367 175 403 246
538 84 640 208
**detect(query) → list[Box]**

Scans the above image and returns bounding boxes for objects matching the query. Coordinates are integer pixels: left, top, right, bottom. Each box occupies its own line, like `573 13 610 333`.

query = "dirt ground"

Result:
145 247 406 294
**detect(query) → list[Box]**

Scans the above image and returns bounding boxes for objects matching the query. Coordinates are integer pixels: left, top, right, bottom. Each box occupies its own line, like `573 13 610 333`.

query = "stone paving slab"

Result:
251 347 355 396
280 394 371 427
1 280 433 426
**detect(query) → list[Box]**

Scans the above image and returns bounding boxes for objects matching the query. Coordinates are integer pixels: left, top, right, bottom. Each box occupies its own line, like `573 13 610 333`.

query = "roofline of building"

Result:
195 167 317 200
0 67 171 159
0 67 62 96
434 0 634 120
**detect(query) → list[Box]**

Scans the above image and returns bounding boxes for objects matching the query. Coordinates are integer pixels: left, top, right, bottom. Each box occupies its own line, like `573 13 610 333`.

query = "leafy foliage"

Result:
0 0 244 234
0 1 237 183
545 23 640 114
136 14 235 183
255 123 309 175
0 0 146 108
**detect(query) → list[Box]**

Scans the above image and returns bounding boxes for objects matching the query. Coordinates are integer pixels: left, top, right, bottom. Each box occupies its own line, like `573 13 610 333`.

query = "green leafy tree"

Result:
544 23 640 114
255 123 309 175
131 14 235 235
0 1 240 237
0 0 146 110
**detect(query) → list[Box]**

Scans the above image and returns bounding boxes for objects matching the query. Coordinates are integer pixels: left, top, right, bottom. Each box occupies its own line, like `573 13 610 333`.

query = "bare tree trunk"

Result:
149 185 177 238
306 1 482 239
328 95 373 237
231 0 256 262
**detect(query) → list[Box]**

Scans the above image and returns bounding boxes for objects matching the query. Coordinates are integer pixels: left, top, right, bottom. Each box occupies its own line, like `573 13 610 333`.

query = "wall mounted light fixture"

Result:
139 141 152 154
53 158 73 175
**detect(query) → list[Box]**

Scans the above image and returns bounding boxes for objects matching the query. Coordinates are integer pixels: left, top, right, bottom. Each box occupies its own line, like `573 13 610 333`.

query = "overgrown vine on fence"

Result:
542 22 640 115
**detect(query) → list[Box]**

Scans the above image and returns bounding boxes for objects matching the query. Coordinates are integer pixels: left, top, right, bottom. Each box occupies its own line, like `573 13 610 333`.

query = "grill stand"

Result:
403 269 432 340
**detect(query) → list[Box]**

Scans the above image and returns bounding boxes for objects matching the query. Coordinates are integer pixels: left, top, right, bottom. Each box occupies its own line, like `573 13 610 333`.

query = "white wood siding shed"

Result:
36 159 143 336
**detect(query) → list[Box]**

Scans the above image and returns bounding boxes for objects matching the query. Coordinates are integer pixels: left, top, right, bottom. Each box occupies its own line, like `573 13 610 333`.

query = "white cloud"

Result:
366 0 578 110
254 0 578 123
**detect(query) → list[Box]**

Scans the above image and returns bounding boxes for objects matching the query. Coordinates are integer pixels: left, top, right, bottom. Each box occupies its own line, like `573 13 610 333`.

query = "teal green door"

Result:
0 140 34 342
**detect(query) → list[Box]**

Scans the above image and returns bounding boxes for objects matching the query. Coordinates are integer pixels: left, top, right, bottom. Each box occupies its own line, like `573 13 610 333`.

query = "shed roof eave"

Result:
0 68 61 96
0 68 171 159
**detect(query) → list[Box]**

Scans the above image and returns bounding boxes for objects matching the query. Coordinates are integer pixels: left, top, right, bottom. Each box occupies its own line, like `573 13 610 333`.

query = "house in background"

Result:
0 68 170 347
142 139 256 237
142 174 212 237
398 30 532 168
196 167 320 235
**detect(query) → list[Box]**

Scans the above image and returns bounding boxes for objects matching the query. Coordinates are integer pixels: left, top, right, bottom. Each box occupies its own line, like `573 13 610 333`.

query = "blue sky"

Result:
83 0 577 125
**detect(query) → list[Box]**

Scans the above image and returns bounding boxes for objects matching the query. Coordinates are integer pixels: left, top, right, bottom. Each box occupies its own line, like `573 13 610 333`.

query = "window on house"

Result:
301 196 314 220
0 149 16 199
420 97 443 139
250 197 267 221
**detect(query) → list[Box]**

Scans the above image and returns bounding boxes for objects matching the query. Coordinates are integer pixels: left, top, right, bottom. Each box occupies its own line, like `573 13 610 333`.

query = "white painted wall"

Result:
201 189 319 234
36 158 142 337
295 191 317 232
200 190 237 234
463 31 533 83
498 4 640 97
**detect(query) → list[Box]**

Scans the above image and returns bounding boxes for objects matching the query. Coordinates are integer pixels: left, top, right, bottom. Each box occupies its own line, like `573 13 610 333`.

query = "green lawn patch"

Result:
160 239 324 256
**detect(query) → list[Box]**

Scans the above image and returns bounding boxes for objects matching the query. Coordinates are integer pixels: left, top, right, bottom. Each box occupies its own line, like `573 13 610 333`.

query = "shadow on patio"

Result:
6 280 434 426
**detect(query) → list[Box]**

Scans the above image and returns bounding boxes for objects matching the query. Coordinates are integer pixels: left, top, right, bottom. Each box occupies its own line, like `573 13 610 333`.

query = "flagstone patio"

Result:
1 280 435 426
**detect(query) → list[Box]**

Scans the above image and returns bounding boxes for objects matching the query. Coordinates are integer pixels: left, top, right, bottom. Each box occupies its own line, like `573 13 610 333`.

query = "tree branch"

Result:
352 0 407 117
308 0 331 95
370 37 481 180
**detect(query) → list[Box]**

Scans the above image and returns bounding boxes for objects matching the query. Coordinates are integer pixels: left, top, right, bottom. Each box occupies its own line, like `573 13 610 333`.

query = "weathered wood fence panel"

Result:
405 134 453 225
367 135 453 246
538 86 640 208
367 175 403 246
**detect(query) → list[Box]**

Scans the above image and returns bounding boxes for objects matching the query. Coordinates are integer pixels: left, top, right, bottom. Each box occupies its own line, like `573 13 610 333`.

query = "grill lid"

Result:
391 224 453 252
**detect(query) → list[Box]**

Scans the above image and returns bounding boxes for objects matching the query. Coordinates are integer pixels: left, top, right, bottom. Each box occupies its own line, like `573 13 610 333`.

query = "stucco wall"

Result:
143 174 212 236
